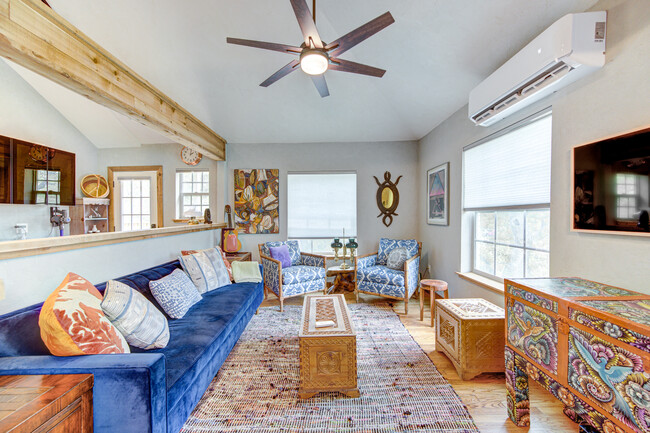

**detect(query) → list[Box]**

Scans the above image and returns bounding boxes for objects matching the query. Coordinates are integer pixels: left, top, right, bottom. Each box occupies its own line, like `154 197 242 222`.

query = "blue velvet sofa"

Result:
0 260 264 433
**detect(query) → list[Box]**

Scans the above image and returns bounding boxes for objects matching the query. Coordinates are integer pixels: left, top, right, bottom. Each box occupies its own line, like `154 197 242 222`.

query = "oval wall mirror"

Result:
373 172 402 227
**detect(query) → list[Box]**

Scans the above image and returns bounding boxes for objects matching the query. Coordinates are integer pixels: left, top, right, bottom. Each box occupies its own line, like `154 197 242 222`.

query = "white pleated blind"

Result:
463 114 552 210
287 173 357 238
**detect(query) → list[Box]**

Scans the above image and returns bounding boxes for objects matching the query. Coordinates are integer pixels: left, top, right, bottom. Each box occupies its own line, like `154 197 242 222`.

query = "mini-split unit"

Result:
469 11 607 126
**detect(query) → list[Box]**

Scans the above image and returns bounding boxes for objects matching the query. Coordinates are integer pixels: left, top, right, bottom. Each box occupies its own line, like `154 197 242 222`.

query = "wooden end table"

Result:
298 294 359 399
435 298 505 380
225 251 251 262
0 374 93 432
326 265 355 294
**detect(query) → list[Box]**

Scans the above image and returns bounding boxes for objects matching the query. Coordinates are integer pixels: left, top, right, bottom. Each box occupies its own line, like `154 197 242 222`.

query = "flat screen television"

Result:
573 126 650 235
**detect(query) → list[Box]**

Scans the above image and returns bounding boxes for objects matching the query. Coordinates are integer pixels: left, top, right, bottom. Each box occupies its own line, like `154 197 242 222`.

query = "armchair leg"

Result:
280 297 284 313
264 286 268 299
405 299 408 315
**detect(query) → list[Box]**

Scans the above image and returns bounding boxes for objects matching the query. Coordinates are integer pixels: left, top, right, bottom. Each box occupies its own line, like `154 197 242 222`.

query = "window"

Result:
287 172 357 254
176 170 209 218
33 169 60 204
616 173 638 219
120 178 151 231
463 111 552 280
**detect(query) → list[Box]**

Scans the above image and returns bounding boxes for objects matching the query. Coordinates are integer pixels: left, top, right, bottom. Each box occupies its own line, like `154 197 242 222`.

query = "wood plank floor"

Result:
260 291 578 433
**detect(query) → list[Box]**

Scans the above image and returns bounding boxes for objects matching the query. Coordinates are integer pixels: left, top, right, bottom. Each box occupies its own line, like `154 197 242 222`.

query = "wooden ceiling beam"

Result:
0 0 226 160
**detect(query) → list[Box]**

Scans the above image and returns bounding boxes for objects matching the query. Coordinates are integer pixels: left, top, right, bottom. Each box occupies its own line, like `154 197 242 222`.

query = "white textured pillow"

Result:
101 280 170 350
179 248 231 293
386 247 409 270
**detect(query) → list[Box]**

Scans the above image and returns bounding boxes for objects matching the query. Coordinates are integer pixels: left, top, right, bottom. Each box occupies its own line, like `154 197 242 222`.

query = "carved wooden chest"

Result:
435 298 505 380
505 277 650 433
298 294 359 399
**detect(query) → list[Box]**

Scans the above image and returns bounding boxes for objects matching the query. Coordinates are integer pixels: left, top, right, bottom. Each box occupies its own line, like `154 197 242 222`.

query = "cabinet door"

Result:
567 324 650 432
0 136 9 203
507 298 559 375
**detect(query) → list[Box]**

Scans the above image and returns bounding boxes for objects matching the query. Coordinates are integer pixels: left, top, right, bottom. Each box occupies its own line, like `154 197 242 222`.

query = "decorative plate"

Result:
29 144 55 162
81 174 110 198
181 146 202 165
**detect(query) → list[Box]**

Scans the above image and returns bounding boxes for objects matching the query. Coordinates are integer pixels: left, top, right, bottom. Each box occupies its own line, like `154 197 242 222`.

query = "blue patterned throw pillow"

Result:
101 280 170 349
149 269 202 319
386 247 409 270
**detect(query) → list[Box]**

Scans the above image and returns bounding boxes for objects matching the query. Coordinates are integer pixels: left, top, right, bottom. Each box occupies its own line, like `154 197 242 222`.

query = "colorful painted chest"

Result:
505 278 650 433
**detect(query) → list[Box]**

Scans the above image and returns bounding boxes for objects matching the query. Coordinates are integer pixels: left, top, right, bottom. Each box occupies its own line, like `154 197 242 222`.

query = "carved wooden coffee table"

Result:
298 294 359 399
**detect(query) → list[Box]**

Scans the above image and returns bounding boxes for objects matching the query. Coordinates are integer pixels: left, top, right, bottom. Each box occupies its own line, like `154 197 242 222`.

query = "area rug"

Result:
181 302 479 432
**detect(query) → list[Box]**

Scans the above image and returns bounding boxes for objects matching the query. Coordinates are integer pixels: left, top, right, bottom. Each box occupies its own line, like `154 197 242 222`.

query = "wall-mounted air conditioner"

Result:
468 11 606 127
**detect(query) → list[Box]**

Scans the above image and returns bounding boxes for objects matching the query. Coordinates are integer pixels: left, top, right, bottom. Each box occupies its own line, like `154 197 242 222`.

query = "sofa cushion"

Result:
282 265 326 285
182 246 233 281
377 238 419 265
39 272 129 356
149 269 202 319
357 265 405 287
179 248 231 293
101 280 170 350
149 280 263 414
261 240 301 266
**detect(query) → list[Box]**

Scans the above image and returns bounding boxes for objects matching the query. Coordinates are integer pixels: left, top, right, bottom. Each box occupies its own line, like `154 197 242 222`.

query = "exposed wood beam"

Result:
0 0 226 160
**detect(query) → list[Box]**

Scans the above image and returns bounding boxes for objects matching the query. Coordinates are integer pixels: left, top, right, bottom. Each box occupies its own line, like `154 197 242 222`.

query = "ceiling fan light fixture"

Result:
300 50 328 75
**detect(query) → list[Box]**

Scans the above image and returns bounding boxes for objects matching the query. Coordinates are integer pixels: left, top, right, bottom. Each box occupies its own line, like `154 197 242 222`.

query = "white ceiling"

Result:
43 0 597 145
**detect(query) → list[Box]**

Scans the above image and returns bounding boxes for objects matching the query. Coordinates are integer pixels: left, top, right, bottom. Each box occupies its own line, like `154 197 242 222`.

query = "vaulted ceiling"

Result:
42 0 597 145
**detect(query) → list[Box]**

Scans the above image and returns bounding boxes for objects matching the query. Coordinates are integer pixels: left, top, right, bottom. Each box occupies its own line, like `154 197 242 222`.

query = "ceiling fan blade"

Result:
328 58 385 78
290 0 323 48
227 38 302 55
260 59 301 87
326 11 395 57
310 74 330 97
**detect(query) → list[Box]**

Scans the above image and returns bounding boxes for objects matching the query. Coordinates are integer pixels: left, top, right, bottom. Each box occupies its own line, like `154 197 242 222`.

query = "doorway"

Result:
107 166 163 232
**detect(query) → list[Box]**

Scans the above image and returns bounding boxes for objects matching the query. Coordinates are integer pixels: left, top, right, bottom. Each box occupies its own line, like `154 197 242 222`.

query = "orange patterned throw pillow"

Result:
39 273 130 356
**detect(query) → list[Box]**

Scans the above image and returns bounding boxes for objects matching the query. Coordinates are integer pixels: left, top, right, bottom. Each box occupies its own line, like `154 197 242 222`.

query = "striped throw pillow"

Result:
178 248 231 293
101 280 170 350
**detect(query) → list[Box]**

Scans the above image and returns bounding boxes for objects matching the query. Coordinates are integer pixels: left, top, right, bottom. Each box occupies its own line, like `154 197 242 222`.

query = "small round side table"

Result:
326 265 355 294
419 279 448 327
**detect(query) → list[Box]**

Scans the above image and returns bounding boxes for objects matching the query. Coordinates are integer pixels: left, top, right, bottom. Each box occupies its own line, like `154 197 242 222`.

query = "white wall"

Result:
0 59 99 240
225 141 419 259
418 0 650 305
0 229 219 314
97 143 222 228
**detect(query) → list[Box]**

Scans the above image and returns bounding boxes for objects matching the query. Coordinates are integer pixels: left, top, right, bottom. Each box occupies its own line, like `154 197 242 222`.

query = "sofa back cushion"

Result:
0 260 180 357
260 240 301 266
377 238 419 265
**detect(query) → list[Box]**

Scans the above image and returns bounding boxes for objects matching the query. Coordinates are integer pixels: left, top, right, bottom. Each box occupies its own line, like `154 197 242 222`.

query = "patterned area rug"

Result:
182 302 479 432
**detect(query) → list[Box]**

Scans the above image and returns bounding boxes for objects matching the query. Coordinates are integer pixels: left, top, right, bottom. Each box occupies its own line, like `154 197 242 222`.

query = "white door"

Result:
113 171 158 231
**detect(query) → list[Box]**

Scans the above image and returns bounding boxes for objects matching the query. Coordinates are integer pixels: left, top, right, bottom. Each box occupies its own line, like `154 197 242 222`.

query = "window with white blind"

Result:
287 172 357 253
463 110 552 280
176 170 210 219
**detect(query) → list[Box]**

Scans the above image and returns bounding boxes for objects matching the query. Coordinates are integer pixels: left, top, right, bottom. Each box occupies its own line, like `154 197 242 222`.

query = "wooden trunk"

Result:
435 298 505 380
298 294 359 399
0 374 93 432
505 277 650 433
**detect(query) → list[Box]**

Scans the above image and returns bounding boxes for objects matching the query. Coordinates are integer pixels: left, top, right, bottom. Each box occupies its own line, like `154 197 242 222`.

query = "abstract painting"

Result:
234 169 279 234
427 162 448 225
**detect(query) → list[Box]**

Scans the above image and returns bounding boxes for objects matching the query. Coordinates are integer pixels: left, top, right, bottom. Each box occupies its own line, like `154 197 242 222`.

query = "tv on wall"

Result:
572 126 650 235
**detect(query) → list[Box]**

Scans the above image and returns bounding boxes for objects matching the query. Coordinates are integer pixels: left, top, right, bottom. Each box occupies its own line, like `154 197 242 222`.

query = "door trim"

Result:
107 166 163 231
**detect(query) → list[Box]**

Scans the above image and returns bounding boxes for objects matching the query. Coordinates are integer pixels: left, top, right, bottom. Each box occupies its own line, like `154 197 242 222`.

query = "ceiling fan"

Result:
226 0 394 97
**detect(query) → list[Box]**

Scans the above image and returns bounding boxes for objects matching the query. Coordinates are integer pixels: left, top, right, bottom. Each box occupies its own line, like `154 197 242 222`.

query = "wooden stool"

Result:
420 279 448 327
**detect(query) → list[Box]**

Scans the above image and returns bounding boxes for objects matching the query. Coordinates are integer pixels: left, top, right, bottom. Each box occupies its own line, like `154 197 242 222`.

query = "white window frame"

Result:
176 169 210 219
463 109 552 282
471 207 550 282
287 171 357 254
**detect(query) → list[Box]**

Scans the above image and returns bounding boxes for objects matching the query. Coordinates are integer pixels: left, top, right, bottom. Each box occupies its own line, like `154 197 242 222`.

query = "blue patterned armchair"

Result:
258 240 327 311
355 238 421 314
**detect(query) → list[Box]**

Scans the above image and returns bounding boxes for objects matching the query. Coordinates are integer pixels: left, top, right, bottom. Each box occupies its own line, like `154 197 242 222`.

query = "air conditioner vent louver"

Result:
469 11 606 127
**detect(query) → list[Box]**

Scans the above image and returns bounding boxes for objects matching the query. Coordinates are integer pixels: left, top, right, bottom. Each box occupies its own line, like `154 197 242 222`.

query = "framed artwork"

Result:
233 169 279 234
427 162 449 225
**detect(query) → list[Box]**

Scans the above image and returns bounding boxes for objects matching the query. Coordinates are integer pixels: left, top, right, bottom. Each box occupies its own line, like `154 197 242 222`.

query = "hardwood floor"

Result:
260 290 578 433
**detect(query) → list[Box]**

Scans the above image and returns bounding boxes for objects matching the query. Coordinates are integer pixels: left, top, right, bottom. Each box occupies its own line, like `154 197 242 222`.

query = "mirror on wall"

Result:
0 135 76 206
373 171 401 227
